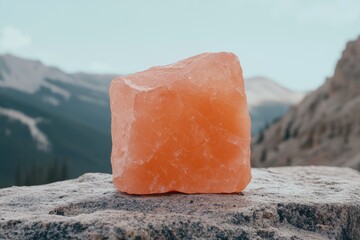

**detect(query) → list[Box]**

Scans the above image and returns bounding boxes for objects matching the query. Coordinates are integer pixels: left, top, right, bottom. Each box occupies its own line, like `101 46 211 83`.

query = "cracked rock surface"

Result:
0 166 359 239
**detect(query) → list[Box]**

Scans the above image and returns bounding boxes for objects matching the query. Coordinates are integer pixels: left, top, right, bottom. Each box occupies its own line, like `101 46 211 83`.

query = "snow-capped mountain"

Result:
0 54 110 95
0 54 114 134
245 77 306 134
0 54 115 187
245 77 305 108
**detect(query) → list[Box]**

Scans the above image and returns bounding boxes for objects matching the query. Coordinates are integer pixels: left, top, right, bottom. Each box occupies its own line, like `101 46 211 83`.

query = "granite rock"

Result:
0 167 359 239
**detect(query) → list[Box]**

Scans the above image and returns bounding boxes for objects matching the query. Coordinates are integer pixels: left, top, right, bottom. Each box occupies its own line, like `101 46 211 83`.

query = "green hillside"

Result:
0 91 112 187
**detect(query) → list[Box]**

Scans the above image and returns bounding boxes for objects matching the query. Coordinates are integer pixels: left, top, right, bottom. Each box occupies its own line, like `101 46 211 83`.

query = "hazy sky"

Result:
1 0 359 91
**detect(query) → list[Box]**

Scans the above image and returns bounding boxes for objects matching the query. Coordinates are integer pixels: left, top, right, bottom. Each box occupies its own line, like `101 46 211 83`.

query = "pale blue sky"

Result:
0 0 359 91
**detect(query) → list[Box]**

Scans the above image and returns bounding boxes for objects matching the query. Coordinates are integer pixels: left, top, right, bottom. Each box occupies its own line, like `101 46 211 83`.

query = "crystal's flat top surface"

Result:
112 52 245 95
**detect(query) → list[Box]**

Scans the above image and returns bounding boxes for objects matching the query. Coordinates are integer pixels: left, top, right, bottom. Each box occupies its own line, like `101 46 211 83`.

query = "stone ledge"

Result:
0 166 359 239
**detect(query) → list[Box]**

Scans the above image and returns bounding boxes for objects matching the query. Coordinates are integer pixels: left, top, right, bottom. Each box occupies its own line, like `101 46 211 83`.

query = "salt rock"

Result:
110 52 251 194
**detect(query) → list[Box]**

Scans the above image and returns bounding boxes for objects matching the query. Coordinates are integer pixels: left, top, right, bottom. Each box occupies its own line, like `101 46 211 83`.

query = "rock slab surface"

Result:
0 167 359 239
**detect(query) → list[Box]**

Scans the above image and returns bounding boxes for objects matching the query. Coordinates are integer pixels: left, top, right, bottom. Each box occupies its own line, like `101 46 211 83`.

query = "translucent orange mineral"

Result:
110 52 251 194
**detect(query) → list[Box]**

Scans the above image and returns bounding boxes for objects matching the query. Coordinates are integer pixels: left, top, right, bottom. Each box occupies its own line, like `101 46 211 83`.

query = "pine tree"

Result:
15 161 21 186
47 160 58 183
60 160 68 181
29 163 38 185
13 157 71 187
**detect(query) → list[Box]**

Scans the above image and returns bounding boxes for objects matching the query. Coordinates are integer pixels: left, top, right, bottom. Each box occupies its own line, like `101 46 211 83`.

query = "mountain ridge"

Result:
245 76 306 107
251 36 360 170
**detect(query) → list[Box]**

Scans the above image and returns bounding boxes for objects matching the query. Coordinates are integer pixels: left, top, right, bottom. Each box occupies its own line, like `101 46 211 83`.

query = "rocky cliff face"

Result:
251 37 360 170
0 167 359 239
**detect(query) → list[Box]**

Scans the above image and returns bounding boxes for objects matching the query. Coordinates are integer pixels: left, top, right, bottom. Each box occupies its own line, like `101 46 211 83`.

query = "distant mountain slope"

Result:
251 36 360 170
245 77 305 107
0 54 110 94
0 91 111 187
245 77 305 134
0 54 115 134
0 55 115 187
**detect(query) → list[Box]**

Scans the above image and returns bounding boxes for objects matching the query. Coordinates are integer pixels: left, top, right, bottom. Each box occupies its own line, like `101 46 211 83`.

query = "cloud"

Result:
0 26 32 52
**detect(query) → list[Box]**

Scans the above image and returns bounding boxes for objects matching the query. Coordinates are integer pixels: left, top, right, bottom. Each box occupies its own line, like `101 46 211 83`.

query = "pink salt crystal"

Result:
110 52 252 194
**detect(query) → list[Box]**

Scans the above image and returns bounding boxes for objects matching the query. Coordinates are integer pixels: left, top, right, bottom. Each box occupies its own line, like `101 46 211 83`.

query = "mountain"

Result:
0 54 114 134
245 77 305 134
0 54 116 187
0 54 304 187
251 36 360 171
